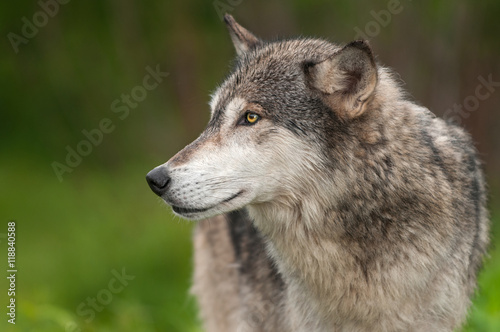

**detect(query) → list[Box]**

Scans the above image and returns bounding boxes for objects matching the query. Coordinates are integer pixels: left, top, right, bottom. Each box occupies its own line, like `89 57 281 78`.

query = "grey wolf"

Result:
146 14 489 332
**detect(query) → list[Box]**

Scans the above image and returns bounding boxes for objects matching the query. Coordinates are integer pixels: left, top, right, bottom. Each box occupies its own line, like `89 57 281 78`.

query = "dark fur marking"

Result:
466 155 482 275
419 117 450 182
283 119 308 136
227 209 247 260
382 155 394 178
206 109 225 131
226 209 285 289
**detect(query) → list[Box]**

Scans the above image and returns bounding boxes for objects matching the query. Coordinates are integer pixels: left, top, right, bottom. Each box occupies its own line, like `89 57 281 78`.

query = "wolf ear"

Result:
305 40 378 118
224 14 260 56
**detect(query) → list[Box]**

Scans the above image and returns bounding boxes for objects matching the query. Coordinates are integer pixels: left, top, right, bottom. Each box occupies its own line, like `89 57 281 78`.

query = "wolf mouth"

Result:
171 190 243 215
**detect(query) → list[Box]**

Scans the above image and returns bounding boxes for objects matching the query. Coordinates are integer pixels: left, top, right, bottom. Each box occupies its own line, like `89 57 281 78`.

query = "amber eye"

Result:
245 112 260 124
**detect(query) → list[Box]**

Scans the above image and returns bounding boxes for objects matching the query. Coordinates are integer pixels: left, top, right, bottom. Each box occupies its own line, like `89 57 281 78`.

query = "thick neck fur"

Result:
246 68 423 328
247 194 341 329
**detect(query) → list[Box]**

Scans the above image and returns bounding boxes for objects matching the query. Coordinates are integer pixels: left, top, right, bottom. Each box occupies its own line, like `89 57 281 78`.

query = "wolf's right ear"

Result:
224 14 260 56
305 40 378 119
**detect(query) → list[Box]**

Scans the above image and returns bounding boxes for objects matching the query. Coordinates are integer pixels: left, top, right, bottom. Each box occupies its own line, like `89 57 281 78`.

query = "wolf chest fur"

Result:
146 14 489 332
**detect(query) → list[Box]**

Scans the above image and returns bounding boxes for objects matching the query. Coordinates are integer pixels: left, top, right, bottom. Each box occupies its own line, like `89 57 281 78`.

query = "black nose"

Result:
146 167 171 197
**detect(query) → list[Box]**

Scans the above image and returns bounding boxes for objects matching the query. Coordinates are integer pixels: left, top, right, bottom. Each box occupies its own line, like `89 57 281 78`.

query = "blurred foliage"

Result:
0 0 499 331
0 161 201 332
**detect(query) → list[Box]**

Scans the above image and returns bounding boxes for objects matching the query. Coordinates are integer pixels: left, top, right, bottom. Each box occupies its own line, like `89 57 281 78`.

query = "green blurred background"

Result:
1 0 499 331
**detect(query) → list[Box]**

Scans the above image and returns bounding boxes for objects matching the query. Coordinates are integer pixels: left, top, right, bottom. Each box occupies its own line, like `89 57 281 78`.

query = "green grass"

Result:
0 158 202 332
0 157 498 331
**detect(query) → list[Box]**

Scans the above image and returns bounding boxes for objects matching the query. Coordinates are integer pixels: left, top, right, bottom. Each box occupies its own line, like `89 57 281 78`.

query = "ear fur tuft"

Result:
305 40 378 118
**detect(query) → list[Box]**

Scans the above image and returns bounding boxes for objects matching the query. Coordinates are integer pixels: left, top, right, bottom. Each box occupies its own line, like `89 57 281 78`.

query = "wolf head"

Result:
147 15 379 220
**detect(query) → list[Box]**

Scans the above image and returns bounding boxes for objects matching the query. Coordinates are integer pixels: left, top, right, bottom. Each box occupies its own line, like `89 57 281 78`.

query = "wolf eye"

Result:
244 112 260 125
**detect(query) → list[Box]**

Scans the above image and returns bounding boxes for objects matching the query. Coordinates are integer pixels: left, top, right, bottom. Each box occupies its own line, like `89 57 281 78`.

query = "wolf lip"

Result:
171 190 243 215
172 205 211 215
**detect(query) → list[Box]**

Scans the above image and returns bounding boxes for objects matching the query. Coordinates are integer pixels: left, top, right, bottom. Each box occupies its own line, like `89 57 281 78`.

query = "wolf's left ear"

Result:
224 14 260 56
305 40 378 118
